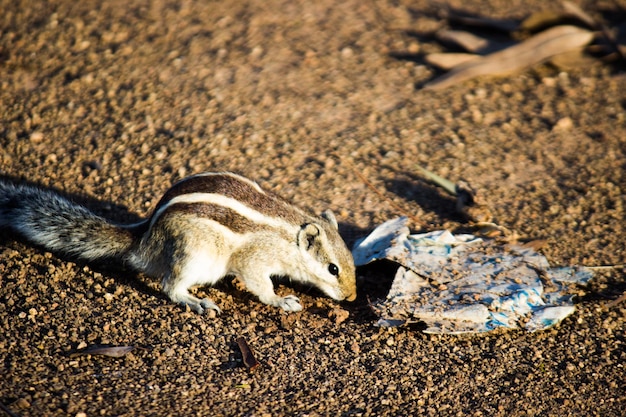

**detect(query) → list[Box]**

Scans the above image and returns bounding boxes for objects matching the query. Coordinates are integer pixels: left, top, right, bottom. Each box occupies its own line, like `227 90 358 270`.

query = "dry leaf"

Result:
71 345 135 358
423 25 594 90
437 30 491 53
519 2 596 32
561 1 597 29
549 48 598 70
436 30 514 54
236 337 260 372
415 164 457 195
519 10 566 32
425 53 480 70
447 10 519 32
519 239 549 251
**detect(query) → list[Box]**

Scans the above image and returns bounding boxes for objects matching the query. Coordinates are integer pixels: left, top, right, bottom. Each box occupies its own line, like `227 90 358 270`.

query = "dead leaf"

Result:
519 2 597 33
423 25 594 90
519 10 567 32
447 10 519 32
436 30 516 55
415 164 457 195
474 223 508 238
549 48 598 69
425 53 480 70
236 337 260 372
519 239 549 251
437 30 491 53
561 1 597 29
71 345 135 358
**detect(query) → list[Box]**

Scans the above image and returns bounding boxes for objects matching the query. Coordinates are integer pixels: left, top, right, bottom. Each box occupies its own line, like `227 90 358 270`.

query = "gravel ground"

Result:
1 0 625 416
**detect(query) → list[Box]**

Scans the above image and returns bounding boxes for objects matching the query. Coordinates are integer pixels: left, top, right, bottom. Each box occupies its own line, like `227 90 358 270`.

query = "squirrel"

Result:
0 172 357 314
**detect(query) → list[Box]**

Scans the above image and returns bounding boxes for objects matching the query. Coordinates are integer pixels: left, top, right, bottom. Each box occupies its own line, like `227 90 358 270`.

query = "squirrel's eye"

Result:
328 263 339 276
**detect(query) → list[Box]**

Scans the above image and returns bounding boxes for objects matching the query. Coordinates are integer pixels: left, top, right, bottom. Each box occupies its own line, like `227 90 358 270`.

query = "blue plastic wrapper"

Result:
352 217 593 334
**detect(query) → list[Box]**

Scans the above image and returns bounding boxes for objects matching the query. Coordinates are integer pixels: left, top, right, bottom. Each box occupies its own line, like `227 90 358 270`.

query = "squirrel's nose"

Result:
346 291 357 302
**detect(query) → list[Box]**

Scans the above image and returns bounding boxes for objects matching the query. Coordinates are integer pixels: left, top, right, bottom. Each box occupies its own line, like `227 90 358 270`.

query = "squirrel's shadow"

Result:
384 168 465 223
333 168 471 325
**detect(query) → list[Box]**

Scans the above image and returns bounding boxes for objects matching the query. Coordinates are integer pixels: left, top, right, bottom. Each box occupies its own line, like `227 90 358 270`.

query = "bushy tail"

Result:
0 180 137 261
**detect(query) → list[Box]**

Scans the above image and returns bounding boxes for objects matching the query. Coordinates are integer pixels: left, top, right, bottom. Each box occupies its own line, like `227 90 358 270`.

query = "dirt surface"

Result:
1 0 625 415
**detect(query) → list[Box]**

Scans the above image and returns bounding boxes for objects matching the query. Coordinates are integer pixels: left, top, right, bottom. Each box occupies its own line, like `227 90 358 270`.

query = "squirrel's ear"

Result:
321 210 338 229
298 223 321 250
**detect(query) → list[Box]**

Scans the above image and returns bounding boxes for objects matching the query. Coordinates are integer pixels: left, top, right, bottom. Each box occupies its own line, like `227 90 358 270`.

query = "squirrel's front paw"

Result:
198 298 222 315
276 295 303 312
185 298 221 315
170 292 221 315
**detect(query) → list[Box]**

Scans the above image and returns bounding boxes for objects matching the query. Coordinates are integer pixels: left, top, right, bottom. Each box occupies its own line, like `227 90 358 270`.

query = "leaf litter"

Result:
424 25 594 90
398 1 626 90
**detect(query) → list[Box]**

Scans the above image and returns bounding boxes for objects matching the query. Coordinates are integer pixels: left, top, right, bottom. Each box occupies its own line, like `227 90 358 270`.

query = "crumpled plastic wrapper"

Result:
352 217 594 334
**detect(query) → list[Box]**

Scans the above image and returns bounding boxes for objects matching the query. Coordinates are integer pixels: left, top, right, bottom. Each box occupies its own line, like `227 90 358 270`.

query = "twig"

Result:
0 401 21 417
605 292 626 309
585 265 624 271
415 165 457 195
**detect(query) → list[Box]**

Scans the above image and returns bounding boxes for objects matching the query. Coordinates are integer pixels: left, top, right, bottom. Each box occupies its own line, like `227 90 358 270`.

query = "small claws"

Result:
277 295 303 312
172 292 221 315
199 298 222 315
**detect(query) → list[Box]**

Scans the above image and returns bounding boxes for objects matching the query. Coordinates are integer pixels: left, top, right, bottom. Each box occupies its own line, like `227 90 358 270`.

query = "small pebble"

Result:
553 117 573 131
30 131 44 143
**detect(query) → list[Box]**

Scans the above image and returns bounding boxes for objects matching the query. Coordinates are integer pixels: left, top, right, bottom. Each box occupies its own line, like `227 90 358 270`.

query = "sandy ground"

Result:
1 0 625 415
